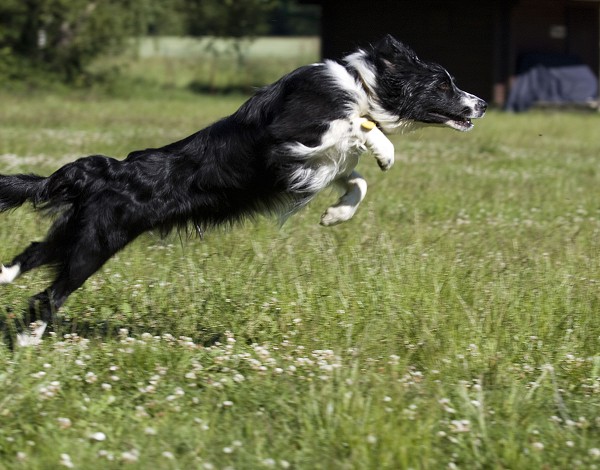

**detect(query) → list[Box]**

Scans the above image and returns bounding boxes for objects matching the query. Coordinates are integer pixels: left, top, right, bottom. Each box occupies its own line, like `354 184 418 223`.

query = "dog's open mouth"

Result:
425 113 477 132
445 117 474 132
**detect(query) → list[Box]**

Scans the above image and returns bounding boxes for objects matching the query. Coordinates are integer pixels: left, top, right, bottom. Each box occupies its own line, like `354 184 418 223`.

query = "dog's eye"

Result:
438 83 450 92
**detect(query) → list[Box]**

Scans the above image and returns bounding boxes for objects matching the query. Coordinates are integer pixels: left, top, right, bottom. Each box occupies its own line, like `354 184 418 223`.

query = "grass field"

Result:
1 74 600 467
90 36 321 93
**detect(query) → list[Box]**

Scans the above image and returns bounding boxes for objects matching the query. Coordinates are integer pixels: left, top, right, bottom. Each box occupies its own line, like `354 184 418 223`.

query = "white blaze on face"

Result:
461 91 487 119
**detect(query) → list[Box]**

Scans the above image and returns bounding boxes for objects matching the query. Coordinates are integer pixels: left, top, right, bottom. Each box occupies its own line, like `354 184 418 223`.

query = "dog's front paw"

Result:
365 132 395 172
376 154 394 171
320 206 354 226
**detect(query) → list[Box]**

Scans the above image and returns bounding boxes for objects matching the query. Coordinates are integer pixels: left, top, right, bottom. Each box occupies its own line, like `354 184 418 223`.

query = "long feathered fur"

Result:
0 35 486 345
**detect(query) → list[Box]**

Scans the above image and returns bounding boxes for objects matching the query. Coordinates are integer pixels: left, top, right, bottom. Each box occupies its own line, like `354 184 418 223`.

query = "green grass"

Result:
1 87 600 469
90 36 321 93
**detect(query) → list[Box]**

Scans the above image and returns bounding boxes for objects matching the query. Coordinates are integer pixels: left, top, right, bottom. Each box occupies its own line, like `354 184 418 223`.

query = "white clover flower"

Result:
532 442 544 451
57 417 72 429
85 372 97 384
59 453 74 468
162 451 175 459
39 381 61 399
135 406 149 418
449 420 471 433
98 450 115 460
121 449 139 463
89 432 107 442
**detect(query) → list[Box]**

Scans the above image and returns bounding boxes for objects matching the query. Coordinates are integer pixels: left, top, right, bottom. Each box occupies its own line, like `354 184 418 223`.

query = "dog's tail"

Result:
1 155 122 214
0 173 49 212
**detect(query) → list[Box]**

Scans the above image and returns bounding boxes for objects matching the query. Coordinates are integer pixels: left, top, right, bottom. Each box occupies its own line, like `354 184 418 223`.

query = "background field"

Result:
1 39 600 469
90 36 321 94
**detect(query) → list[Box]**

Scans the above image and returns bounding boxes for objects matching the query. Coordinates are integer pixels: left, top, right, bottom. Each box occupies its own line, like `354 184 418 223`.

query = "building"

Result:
305 0 600 107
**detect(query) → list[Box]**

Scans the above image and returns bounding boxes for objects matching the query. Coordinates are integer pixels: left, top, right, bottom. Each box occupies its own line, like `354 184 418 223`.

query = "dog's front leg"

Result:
360 119 395 171
320 171 367 226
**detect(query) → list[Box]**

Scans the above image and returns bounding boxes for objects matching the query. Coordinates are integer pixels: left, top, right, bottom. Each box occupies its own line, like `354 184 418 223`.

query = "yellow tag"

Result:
361 120 376 131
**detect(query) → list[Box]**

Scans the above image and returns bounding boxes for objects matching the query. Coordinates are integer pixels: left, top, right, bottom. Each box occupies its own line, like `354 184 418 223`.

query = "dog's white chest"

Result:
286 118 375 193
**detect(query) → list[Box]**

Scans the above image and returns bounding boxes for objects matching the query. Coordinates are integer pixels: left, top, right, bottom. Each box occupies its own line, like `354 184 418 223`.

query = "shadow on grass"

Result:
187 80 260 95
0 308 224 350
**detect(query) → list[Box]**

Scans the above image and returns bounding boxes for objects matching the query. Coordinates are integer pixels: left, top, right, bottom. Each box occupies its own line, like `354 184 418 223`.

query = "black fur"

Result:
0 35 486 336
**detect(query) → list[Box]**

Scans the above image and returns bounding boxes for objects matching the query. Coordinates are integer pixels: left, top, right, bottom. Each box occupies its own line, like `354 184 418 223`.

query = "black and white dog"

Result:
0 35 486 344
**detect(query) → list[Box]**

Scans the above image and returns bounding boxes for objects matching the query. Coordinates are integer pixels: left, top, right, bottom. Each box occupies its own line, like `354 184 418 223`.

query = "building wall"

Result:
510 0 599 73
319 0 499 102
316 0 599 106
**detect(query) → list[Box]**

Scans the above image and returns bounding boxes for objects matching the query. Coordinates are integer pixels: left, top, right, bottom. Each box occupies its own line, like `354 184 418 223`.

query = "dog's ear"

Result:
374 34 418 62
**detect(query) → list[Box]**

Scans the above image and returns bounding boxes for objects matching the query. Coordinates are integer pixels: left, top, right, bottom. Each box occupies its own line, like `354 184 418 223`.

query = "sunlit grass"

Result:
0 87 599 469
90 36 321 92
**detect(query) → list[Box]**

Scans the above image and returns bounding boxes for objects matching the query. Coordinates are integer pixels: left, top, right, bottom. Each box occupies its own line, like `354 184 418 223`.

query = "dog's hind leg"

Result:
0 263 21 284
17 233 131 346
1 242 53 284
17 196 139 346
320 171 368 226
1 211 73 284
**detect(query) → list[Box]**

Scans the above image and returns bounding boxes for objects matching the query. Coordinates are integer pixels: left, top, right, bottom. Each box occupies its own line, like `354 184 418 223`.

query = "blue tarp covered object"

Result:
506 53 598 112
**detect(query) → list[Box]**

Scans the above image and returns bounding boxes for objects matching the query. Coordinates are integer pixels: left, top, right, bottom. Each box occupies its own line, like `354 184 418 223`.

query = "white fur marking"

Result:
0 264 20 284
321 171 368 226
461 92 484 114
344 50 378 92
344 50 415 133
287 119 364 193
16 321 47 347
361 119 395 170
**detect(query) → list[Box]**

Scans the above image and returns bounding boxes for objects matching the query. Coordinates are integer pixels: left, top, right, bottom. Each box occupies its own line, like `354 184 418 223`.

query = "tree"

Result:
185 0 277 38
0 0 181 82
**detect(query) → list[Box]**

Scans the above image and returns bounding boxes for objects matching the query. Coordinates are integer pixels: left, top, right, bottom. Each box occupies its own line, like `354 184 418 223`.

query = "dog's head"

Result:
349 35 487 132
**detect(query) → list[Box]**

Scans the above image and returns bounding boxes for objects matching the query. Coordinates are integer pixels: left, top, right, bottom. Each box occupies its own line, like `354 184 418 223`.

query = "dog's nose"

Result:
476 99 488 114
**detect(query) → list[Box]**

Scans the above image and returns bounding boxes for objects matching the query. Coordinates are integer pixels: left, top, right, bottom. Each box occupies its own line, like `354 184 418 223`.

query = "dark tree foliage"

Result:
0 0 147 81
185 0 278 38
0 0 318 84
